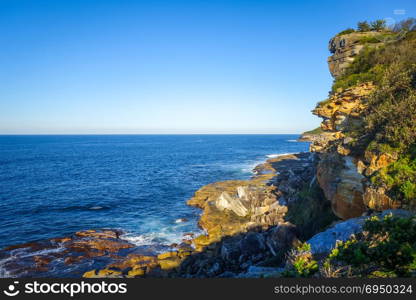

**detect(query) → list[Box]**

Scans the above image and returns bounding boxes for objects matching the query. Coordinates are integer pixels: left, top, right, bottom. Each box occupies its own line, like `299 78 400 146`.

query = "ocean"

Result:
0 134 308 251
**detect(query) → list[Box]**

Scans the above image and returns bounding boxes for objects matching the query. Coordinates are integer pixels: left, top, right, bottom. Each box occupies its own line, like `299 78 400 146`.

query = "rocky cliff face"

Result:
310 34 405 219
327 32 383 77
311 83 402 219
311 83 373 219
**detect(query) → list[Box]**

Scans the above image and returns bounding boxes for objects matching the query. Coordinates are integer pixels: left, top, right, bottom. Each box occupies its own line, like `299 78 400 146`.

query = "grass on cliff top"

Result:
336 28 355 36
331 46 385 92
357 32 396 43
332 22 416 93
301 127 323 136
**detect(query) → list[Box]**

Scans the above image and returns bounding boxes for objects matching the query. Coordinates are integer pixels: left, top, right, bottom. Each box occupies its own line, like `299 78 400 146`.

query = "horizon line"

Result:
0 132 302 136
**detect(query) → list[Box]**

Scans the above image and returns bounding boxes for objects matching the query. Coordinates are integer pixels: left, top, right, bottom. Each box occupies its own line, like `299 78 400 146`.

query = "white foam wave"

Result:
240 162 263 173
266 152 296 158
121 234 158 246
89 206 103 210
287 139 298 142
0 246 65 278
121 229 203 250
121 232 181 248
0 256 14 278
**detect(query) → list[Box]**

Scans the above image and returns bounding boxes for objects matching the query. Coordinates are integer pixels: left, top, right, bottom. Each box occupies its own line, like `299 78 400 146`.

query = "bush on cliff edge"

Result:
325 214 416 277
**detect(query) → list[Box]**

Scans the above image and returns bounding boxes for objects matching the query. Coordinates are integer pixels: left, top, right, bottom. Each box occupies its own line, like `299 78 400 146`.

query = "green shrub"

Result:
283 243 319 277
370 146 416 207
358 33 396 44
332 66 384 92
302 127 323 135
331 47 386 92
328 214 416 277
370 19 387 31
357 21 371 32
401 181 416 201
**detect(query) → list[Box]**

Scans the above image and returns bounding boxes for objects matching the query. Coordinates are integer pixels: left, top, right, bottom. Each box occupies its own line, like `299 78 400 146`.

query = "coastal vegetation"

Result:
337 18 416 36
326 214 416 277
336 20 387 37
331 32 416 92
336 19 388 36
370 147 416 207
283 214 416 278
334 21 416 209
300 127 323 136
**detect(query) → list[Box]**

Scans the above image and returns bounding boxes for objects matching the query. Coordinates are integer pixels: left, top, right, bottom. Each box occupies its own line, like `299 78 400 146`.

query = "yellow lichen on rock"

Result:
83 270 97 278
158 257 182 270
127 267 145 278
157 251 178 260
83 269 122 278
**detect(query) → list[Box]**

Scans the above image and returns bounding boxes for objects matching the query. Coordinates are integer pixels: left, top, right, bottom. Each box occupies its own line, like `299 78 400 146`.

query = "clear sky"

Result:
1 0 415 134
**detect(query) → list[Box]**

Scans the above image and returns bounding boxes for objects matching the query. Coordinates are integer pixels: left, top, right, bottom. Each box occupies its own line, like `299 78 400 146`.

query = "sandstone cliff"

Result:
309 29 415 219
311 82 383 219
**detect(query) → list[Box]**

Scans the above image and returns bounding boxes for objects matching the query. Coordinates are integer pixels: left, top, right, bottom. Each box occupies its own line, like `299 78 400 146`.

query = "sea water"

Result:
0 134 309 250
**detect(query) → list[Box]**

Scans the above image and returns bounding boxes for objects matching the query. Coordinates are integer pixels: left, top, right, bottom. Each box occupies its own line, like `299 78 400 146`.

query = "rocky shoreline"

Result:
1 145 413 278
1 151 333 278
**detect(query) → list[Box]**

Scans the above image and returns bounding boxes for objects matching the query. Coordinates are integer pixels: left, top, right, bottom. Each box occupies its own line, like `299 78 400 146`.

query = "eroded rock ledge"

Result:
0 229 134 277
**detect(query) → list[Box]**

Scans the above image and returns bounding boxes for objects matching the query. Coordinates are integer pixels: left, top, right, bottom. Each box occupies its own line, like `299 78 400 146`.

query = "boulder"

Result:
239 232 266 255
317 154 367 219
268 224 297 254
237 266 284 278
307 209 415 255
216 191 249 217
307 216 366 255
363 187 401 211
220 239 241 262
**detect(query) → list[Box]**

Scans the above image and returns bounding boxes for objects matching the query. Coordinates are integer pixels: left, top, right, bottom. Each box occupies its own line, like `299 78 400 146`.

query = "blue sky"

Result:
1 0 415 134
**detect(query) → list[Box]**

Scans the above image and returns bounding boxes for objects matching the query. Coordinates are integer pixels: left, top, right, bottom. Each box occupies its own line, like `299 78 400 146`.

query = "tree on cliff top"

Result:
370 19 387 31
357 21 371 32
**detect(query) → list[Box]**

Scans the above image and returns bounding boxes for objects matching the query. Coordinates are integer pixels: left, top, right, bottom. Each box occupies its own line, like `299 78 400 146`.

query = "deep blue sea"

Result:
0 134 308 250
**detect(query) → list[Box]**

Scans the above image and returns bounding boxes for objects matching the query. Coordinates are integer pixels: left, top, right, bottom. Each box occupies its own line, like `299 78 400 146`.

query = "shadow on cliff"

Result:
153 223 299 278
157 156 339 278
282 180 338 240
